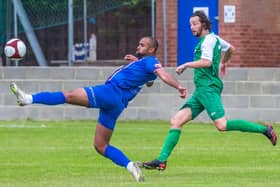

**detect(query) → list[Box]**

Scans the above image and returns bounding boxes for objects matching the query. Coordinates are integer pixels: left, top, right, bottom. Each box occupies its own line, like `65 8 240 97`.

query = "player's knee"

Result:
216 126 226 131
170 117 181 128
214 122 227 131
64 91 75 101
64 91 82 105
93 142 105 155
214 118 227 131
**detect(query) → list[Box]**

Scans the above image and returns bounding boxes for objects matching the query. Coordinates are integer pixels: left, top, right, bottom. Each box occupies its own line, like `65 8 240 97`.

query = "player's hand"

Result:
219 63 227 77
176 64 186 75
124 54 138 62
178 85 187 99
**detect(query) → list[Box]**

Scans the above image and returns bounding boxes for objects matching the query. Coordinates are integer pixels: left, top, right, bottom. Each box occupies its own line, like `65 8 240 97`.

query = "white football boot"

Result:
130 162 144 182
10 82 32 106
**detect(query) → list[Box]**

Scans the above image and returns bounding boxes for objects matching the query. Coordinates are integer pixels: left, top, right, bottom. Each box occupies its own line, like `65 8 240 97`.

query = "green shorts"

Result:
180 88 225 120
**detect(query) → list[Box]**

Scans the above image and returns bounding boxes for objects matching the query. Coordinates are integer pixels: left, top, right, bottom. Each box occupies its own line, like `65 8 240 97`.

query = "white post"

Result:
83 0 87 43
151 0 155 38
162 0 167 67
14 4 18 66
68 0 73 66
11 0 47 66
13 5 18 38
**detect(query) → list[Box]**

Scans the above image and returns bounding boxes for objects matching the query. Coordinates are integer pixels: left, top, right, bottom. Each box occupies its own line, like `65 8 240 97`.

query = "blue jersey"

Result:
84 55 161 130
106 56 160 102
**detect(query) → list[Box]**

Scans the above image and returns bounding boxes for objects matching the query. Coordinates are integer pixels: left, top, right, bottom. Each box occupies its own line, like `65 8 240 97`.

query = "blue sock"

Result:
32 92 66 105
104 145 130 168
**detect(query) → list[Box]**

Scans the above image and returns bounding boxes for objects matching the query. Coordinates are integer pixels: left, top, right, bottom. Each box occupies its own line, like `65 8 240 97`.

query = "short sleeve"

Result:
201 35 217 61
216 35 231 52
144 56 162 73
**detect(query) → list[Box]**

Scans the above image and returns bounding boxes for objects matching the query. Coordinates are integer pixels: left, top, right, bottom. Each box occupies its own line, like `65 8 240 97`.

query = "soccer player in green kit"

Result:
143 10 277 171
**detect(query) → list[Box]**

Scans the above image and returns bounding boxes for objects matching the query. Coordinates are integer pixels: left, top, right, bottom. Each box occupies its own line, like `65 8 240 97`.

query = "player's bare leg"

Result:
94 123 113 155
64 88 89 107
214 117 227 131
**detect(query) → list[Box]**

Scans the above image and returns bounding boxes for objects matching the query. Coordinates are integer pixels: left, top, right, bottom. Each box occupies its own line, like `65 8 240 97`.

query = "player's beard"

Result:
135 52 144 59
194 26 203 37
135 49 149 59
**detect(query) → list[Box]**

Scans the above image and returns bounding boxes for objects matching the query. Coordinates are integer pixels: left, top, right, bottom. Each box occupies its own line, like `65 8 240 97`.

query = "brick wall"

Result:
219 0 280 67
156 0 280 67
155 0 178 67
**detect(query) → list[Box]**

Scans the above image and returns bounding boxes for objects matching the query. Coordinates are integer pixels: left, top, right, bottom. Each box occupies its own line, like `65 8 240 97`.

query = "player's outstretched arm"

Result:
176 59 211 75
155 68 186 98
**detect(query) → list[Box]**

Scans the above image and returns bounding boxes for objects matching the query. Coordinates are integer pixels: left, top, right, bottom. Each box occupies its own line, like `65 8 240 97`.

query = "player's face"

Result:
190 16 203 37
136 38 154 56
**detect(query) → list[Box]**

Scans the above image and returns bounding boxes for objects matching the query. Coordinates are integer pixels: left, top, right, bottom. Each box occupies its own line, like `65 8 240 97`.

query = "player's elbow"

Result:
229 45 236 54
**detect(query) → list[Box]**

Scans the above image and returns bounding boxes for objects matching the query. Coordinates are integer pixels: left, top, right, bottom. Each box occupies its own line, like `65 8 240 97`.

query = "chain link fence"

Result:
0 0 133 44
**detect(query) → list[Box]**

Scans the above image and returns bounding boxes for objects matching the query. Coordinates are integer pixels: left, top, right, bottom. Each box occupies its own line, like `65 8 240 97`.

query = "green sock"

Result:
226 119 267 133
157 129 181 162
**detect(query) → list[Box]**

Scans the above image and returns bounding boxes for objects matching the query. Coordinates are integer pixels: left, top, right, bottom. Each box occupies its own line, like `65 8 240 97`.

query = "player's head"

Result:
136 36 158 57
190 11 211 37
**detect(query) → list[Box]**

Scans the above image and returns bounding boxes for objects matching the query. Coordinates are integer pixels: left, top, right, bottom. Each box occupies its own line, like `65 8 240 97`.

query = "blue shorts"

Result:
84 84 125 130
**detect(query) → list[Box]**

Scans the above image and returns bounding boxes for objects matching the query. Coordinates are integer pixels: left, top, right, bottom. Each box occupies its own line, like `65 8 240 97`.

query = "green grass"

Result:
0 120 279 187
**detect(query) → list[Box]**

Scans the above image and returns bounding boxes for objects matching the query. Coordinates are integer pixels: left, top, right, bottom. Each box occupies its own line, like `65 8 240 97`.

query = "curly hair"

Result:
191 11 211 31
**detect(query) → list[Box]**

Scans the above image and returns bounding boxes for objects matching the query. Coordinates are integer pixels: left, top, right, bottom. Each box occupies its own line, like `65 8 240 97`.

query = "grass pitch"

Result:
0 120 279 187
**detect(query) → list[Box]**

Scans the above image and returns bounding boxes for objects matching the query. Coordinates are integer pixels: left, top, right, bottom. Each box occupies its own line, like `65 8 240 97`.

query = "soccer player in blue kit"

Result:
10 36 187 182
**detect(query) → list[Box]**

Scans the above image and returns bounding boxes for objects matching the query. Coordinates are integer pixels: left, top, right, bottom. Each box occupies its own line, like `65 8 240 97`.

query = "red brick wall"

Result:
156 0 178 67
156 0 280 67
219 0 280 67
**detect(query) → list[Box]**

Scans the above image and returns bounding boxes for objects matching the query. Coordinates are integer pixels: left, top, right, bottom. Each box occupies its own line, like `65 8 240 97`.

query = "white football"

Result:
4 38 26 60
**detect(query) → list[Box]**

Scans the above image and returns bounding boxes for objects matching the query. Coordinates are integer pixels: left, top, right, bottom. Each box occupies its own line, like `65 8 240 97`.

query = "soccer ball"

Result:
4 38 27 60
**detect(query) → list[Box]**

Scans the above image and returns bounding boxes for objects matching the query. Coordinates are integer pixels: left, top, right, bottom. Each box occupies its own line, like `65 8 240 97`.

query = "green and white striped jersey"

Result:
193 32 230 92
